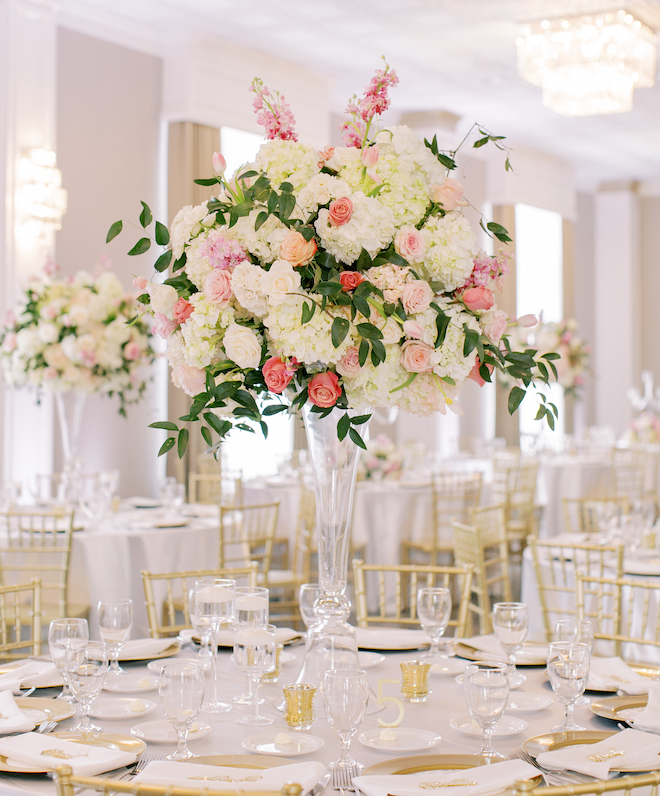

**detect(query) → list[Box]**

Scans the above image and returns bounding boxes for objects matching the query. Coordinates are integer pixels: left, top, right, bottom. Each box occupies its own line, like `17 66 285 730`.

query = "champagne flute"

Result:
65 640 108 738
547 641 590 731
492 602 528 687
463 662 509 762
233 624 276 725
48 618 89 702
193 577 235 713
160 661 205 760
97 599 133 676
233 587 269 706
323 668 370 779
554 619 594 705
417 587 452 666
299 583 320 629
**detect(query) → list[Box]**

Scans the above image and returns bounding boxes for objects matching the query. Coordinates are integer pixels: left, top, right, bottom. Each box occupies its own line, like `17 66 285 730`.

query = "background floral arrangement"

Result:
622 412 660 445
112 59 558 456
0 262 154 415
358 433 404 481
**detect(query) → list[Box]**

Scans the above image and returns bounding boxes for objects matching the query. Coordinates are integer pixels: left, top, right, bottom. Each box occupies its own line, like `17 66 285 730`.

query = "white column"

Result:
594 185 641 434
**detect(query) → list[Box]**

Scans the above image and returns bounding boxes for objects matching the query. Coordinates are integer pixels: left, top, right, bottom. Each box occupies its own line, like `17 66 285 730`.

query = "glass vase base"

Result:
551 721 586 732
236 714 273 726
202 701 232 714
166 748 195 761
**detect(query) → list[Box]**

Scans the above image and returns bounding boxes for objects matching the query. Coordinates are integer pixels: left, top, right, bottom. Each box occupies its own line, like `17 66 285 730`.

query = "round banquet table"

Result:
0 640 636 796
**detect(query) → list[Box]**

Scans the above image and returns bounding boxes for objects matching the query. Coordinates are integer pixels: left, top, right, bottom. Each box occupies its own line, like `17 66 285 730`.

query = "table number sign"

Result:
376 678 405 727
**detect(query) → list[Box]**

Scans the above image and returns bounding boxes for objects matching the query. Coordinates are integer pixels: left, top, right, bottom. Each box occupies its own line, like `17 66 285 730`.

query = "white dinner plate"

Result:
358 728 442 752
89 696 158 719
358 652 385 669
450 715 529 738
505 693 554 713
455 673 525 689
102 673 159 693
431 658 466 676
131 720 212 744
147 657 211 673
152 516 189 528
241 732 324 756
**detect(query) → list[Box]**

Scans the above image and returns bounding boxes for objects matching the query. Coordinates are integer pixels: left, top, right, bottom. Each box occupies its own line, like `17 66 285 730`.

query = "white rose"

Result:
147 282 178 318
38 323 59 344
61 335 79 362
223 323 262 369
15 328 42 357
231 262 268 317
69 305 89 326
381 316 403 345
261 260 301 307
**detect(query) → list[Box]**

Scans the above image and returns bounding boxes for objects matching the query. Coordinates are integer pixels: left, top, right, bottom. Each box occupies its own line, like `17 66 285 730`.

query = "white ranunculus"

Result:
223 323 262 369
37 323 59 344
261 260 301 307
147 282 178 318
231 261 268 317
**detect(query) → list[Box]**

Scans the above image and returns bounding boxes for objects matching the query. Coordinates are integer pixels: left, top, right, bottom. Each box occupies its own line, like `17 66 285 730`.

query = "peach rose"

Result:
394 228 425 264
339 271 365 292
308 371 342 407
400 340 433 373
430 178 468 211
336 347 362 377
402 320 425 340
124 340 142 360
328 197 353 226
468 357 493 387
280 231 317 267
481 309 508 343
263 357 294 394
462 286 494 312
204 270 233 306
401 280 433 314
152 313 178 339
172 297 194 323
132 276 148 291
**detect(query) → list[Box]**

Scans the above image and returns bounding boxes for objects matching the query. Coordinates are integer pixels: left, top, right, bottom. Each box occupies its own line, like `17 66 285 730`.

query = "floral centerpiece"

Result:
622 413 660 445
358 433 404 481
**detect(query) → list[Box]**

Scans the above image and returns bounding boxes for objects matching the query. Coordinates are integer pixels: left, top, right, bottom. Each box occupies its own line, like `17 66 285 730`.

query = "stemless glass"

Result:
193 577 235 713
160 662 205 760
554 619 594 705
299 584 320 629
547 641 590 731
323 668 370 778
417 587 452 664
492 602 528 687
65 640 108 738
97 599 133 676
233 587 269 706
463 662 510 762
233 624 276 725
48 618 89 702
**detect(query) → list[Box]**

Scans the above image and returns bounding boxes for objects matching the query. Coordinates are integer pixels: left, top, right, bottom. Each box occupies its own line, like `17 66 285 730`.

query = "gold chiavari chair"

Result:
141 564 259 638
611 448 647 503
352 560 474 638
187 473 243 506
0 579 42 659
197 452 223 475
452 504 511 635
512 770 660 796
562 496 630 533
401 471 482 566
219 501 279 575
528 534 624 642
490 457 539 551
642 444 660 499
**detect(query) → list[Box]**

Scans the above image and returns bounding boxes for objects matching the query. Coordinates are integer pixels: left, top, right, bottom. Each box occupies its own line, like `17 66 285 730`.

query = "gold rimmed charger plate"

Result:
15 697 74 723
586 663 660 693
590 695 648 724
455 643 547 667
118 640 182 662
185 755 296 768
523 730 660 772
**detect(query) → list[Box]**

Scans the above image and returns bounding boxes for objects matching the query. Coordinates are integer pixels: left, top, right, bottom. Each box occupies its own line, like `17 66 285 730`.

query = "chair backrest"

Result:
528 534 624 642
141 564 259 638
291 485 316 581
490 457 537 506
0 579 42 658
0 511 74 619
562 496 630 533
611 448 647 502
642 445 660 498
188 473 243 506
512 769 660 796
430 471 483 555
197 453 222 475
352 559 474 638
218 502 279 573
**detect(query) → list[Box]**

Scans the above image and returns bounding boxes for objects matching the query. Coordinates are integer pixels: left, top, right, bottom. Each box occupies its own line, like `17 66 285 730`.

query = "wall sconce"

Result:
16 148 67 246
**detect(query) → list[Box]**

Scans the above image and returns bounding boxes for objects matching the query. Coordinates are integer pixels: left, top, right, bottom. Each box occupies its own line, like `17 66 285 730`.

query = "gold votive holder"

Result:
400 659 431 702
261 643 283 683
283 683 315 730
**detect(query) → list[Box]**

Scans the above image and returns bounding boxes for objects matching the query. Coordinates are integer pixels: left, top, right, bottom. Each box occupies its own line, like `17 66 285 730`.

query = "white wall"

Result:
573 192 597 428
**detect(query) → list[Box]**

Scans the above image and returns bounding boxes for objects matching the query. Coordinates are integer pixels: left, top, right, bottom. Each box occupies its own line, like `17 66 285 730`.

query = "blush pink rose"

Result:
516 314 538 328
175 364 206 397
172 297 194 323
339 271 365 292
481 309 508 343
203 270 233 306
462 286 494 312
468 357 493 387
400 340 433 373
328 197 353 226
394 228 425 264
336 347 362 377
308 371 342 408
401 280 433 313
430 178 468 211
152 313 178 339
133 276 148 291
402 320 425 340
124 340 142 360
262 357 294 394
280 231 317 267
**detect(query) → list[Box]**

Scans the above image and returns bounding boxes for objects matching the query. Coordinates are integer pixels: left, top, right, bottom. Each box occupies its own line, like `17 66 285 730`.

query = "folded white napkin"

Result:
353 759 538 796
588 657 651 695
215 627 302 647
0 691 35 734
0 661 61 693
0 731 136 775
355 627 430 650
634 685 660 731
462 635 548 665
118 638 179 660
135 760 326 792
537 729 660 778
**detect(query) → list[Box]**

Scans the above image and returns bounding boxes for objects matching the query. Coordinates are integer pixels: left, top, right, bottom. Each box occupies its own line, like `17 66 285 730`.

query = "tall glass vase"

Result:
54 391 86 504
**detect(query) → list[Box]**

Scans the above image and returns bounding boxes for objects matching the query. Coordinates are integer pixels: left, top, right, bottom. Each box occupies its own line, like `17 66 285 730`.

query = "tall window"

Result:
220 126 265 178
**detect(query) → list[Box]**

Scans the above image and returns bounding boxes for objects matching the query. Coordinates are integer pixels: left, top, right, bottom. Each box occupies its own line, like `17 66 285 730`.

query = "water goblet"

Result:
554 619 594 705
160 661 205 760
97 599 133 676
299 584 320 629
547 641 590 731
417 587 452 666
48 618 89 702
193 577 235 713
187 589 213 671
65 640 108 738
323 668 369 779
232 587 269 705
463 662 509 762
233 624 276 725
492 602 528 687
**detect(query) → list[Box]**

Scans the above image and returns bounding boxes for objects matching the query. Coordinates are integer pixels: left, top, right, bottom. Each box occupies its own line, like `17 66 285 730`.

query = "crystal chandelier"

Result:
16 148 68 245
518 10 656 116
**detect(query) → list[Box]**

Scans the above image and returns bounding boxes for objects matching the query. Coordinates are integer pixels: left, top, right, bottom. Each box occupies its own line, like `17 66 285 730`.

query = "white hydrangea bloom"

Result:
418 212 479 290
398 372 462 417
229 210 289 264
184 234 215 290
366 264 411 304
170 202 214 259
294 174 352 222
342 345 408 409
255 140 320 192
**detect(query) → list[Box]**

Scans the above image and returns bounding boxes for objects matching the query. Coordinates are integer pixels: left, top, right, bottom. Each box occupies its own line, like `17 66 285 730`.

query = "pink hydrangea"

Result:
198 231 249 270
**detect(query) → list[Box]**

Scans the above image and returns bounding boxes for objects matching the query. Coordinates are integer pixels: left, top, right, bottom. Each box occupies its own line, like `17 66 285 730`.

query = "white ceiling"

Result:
58 0 660 189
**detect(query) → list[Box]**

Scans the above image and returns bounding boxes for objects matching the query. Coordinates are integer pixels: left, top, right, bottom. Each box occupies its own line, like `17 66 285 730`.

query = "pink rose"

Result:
401 280 433 314
516 314 538 328
468 357 493 387
212 151 227 175
328 197 353 226
152 313 178 339
308 371 342 408
124 340 142 361
394 228 425 264
402 320 425 340
481 309 508 343
336 347 362 377
462 286 494 312
203 270 233 306
280 231 317 267
400 340 433 373
361 145 379 168
430 178 468 211
339 271 365 292
133 276 148 291
317 145 334 169
174 363 206 397
262 357 294 394
172 297 194 323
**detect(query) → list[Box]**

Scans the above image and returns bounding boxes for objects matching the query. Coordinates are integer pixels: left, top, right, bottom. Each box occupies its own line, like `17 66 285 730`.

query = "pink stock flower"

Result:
262 357 295 394
402 320 425 340
400 340 433 372
357 61 399 123
341 119 366 148
211 152 227 175
152 313 178 339
198 230 249 270
308 371 342 408
516 314 538 328
172 298 194 324
431 178 468 211
336 347 362 376
462 286 494 312
339 271 365 292
280 231 317 267
455 251 510 297
133 276 148 291
124 340 142 360
250 77 298 141
328 197 353 226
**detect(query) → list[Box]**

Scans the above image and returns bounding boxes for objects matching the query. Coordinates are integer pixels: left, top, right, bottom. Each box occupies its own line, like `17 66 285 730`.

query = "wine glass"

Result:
547 641 590 731
492 602 528 687
233 587 269 706
323 668 370 779
233 624 276 725
299 583 320 629
554 619 594 705
417 587 452 666
48 618 89 702
160 661 205 760
463 661 509 761
97 599 133 676
193 577 235 713
65 640 108 738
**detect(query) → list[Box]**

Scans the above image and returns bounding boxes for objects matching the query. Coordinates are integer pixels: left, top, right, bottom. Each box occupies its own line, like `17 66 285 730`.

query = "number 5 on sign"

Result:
376 678 404 727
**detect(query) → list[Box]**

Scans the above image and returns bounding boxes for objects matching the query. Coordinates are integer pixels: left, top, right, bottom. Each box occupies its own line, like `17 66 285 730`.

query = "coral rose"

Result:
203 270 233 306
308 371 342 407
339 271 365 292
394 228 425 264
336 347 362 377
400 340 433 372
172 297 194 323
262 357 294 394
280 231 317 267
481 309 508 343
430 178 468 211
462 286 494 312
328 197 353 226
401 280 433 314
